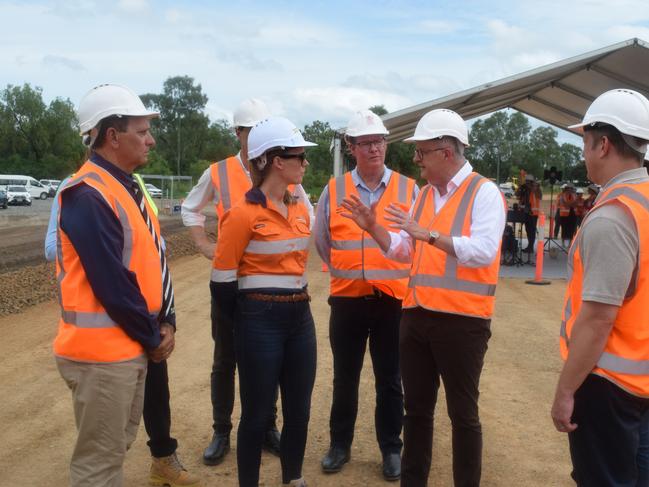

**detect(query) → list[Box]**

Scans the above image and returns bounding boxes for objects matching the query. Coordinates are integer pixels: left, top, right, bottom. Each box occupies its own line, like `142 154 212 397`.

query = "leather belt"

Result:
246 292 311 303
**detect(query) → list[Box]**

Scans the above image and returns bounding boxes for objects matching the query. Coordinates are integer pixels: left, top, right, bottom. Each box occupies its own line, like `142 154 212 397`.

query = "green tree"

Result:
0 83 83 177
141 76 211 175
466 111 531 183
301 120 335 197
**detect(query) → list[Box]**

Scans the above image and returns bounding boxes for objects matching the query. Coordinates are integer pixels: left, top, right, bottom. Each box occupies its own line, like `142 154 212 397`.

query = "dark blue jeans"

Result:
235 295 317 487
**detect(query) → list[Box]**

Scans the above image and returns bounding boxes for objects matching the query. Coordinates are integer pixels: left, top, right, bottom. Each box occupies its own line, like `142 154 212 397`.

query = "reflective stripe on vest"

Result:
211 268 237 283
54 161 163 363
561 181 649 396
239 274 308 290
211 156 251 219
404 173 502 318
245 237 310 254
328 171 415 298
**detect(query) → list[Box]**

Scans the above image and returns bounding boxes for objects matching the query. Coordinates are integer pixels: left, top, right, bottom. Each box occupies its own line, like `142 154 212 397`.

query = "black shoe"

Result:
203 433 230 466
262 429 281 456
321 446 350 473
382 452 401 481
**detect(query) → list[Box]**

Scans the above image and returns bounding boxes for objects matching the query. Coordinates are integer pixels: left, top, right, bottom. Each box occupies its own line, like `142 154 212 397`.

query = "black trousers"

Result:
524 214 538 249
400 307 491 487
236 296 317 486
569 374 649 486
327 294 404 455
143 359 177 458
210 281 277 435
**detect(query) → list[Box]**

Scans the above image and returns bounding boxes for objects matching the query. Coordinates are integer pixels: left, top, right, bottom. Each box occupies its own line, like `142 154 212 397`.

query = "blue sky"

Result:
2 0 649 142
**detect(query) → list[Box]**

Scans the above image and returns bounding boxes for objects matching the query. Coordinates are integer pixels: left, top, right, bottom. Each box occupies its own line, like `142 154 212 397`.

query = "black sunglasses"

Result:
276 152 307 163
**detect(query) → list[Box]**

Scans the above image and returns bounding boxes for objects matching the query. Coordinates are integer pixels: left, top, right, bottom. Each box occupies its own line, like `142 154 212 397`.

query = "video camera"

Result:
543 166 563 185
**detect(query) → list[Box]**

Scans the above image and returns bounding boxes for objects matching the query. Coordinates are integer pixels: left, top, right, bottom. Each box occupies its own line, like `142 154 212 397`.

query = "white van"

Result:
0 175 50 200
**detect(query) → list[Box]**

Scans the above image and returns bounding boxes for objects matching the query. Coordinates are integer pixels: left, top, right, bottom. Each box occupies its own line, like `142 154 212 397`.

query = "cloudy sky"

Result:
2 0 649 138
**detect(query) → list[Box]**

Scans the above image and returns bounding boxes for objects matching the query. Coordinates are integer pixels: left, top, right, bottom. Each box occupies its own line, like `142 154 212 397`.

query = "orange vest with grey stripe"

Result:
328 171 416 298
560 180 649 397
402 173 503 318
210 156 251 221
53 160 163 363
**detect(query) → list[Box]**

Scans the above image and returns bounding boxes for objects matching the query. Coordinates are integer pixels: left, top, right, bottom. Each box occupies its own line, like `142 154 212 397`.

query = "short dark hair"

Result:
584 123 645 164
93 115 130 149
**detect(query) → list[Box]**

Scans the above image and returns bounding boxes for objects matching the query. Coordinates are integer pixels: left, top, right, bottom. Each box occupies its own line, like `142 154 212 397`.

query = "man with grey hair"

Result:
341 108 505 486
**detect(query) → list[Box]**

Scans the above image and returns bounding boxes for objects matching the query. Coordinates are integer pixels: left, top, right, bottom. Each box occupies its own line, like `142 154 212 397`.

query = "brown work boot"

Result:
149 452 201 487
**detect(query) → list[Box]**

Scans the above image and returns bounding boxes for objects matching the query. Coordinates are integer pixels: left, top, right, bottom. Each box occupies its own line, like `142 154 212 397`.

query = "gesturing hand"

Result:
385 203 429 242
340 195 377 232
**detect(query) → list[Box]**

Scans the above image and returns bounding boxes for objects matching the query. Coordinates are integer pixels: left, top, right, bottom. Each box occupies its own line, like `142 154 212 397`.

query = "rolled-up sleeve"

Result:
181 166 218 227
313 187 332 265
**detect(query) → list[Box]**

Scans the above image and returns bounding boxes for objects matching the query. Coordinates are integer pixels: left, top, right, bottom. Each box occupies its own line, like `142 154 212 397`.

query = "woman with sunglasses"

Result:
213 116 317 487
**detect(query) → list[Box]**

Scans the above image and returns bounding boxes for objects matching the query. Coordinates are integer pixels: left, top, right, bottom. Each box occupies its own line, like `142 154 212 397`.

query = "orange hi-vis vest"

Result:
558 192 575 217
210 156 251 220
328 171 417 298
403 173 503 319
54 161 163 363
529 191 540 216
560 180 649 397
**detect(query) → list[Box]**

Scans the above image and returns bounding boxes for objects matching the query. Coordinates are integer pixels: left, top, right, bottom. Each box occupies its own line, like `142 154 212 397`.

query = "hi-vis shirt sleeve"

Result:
213 205 252 276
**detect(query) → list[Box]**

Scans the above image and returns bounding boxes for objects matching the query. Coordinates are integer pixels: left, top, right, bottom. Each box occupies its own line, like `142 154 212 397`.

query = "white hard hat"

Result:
525 173 535 182
587 183 599 193
78 84 158 135
569 89 649 154
576 187 584 194
345 110 389 137
233 98 271 128
405 108 469 146
247 116 316 160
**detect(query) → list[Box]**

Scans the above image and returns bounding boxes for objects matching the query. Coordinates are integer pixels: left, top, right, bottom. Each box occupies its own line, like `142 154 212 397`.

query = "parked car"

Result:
40 179 62 196
145 183 163 198
0 189 7 209
6 185 32 206
0 174 49 199
499 183 515 198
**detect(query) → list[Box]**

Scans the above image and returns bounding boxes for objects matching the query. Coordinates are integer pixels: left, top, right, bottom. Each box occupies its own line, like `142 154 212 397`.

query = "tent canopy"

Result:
382 38 649 142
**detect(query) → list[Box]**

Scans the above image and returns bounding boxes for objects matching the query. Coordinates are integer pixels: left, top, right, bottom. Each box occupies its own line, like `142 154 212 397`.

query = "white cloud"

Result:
117 0 148 13
42 55 85 71
417 19 461 35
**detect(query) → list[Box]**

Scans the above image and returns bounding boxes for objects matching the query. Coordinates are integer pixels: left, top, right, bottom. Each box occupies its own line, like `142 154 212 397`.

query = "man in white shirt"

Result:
341 109 505 487
182 99 312 465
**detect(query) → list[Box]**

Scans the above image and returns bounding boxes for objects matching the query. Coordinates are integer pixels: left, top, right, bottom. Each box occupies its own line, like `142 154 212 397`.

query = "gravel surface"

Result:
0 221 204 317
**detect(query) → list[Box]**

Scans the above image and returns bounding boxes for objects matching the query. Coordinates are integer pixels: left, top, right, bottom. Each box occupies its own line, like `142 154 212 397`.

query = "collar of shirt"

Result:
601 167 649 190
351 166 392 192
431 161 473 207
245 187 267 207
235 152 251 177
90 152 138 196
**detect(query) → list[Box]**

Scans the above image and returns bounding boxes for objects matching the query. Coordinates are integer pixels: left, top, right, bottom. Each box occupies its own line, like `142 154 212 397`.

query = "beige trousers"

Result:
56 355 148 487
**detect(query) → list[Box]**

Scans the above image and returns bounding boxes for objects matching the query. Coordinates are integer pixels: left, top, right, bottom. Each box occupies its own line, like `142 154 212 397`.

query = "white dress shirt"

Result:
387 161 505 268
181 152 314 228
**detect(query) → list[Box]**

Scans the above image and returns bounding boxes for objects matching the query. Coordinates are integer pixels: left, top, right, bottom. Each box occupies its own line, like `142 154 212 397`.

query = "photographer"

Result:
516 173 542 252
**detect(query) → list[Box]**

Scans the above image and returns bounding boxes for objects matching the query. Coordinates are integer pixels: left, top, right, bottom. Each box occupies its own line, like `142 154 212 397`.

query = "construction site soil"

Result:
0 216 574 486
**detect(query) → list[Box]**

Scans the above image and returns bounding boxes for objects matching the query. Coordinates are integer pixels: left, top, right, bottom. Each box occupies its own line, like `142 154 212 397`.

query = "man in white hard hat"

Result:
182 98 313 464
55 84 198 486
314 109 419 481
551 88 649 486
339 108 505 486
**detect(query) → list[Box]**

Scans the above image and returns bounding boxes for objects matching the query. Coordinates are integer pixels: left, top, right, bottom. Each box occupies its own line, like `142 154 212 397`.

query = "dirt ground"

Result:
0 227 574 487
